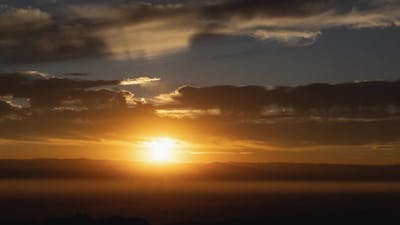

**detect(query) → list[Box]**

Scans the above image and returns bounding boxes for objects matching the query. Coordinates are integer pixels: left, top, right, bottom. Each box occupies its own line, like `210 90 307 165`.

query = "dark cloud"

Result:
62 72 90 77
0 71 125 109
201 0 338 19
200 0 400 20
0 23 107 63
0 70 156 140
173 85 268 112
0 100 15 115
214 119 400 147
0 104 155 141
0 0 399 63
171 80 400 117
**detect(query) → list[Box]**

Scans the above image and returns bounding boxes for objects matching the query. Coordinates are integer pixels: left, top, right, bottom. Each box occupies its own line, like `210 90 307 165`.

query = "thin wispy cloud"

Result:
120 77 161 86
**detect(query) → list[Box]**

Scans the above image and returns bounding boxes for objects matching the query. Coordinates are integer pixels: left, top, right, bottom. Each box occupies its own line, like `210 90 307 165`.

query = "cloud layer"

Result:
2 70 400 151
0 71 125 109
169 81 400 117
1 0 400 62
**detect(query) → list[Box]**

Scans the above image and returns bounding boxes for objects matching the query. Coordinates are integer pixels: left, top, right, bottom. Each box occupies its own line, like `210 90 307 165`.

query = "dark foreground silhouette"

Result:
2 212 400 225
1 160 400 225
3 214 149 225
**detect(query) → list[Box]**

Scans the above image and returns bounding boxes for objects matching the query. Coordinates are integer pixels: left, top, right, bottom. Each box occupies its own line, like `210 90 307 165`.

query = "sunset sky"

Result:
1 0 400 164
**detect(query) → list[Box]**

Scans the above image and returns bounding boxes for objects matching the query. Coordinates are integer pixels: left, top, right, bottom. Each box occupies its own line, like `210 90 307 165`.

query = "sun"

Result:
145 137 177 163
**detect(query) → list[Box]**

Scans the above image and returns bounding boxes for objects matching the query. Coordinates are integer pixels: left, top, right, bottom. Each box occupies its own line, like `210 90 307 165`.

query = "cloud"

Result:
156 108 221 119
0 8 50 30
0 71 126 109
1 1 400 62
170 85 270 113
0 96 30 109
2 71 400 151
10 70 51 80
251 30 321 45
62 72 90 77
0 7 106 63
0 100 15 115
165 80 400 118
120 77 161 86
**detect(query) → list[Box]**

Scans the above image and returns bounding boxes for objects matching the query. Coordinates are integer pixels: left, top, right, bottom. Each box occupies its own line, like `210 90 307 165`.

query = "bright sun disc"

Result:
145 137 177 163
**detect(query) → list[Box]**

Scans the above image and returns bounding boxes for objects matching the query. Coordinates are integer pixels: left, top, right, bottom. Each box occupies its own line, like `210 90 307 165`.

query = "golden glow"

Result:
144 137 178 163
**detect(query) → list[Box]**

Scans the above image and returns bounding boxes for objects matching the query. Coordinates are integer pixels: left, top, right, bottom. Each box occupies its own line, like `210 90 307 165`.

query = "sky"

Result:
1 0 400 163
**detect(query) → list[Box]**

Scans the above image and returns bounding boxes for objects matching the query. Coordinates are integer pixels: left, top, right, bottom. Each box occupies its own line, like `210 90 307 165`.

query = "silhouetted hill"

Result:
1 159 400 181
2 212 400 225
170 212 400 225
3 214 149 225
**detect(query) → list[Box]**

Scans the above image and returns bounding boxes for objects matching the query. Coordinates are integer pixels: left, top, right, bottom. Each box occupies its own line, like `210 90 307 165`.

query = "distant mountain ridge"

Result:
1 159 400 181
